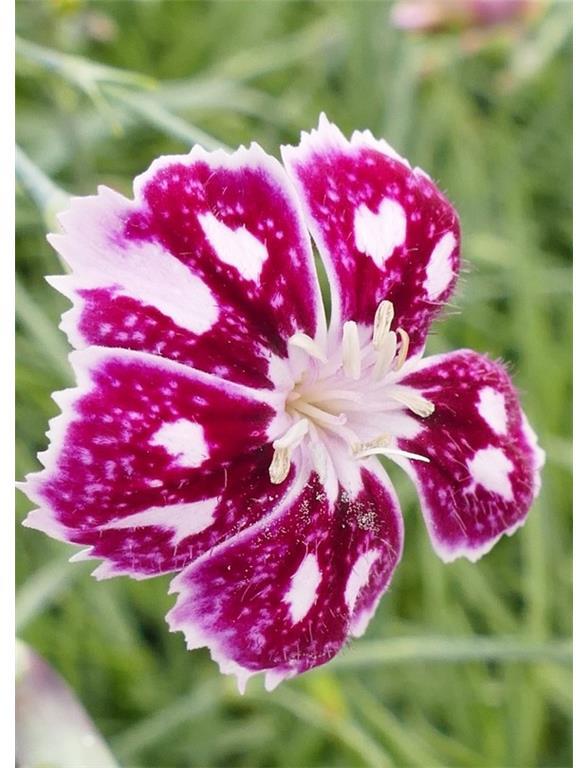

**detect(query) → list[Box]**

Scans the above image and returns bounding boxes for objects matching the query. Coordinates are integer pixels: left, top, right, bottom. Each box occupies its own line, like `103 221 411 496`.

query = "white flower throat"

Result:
269 301 434 484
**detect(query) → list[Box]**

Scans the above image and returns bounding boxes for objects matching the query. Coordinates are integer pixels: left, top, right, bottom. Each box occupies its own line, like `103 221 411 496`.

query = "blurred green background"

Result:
15 1 572 766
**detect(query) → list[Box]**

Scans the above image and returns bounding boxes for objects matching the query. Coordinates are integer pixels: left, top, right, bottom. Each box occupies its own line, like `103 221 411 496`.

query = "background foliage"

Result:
15 1 572 766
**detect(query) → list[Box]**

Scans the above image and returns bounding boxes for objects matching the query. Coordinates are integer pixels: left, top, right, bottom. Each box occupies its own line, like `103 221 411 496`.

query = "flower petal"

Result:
21 347 293 578
49 144 325 389
167 461 403 691
396 350 545 562
282 114 460 356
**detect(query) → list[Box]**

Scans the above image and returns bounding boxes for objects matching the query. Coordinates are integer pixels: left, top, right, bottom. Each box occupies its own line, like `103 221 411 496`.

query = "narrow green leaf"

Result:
330 636 572 669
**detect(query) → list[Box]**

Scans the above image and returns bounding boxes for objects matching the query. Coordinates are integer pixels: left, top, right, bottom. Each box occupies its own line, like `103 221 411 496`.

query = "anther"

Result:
389 386 435 418
269 447 291 484
372 301 395 348
352 434 391 456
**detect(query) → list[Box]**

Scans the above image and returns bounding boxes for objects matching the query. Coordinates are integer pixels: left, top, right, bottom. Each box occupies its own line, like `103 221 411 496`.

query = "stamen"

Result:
288 333 328 363
273 418 310 450
269 419 310 485
389 386 435 418
373 332 397 380
372 300 395 348
276 307 428 484
393 327 410 371
354 445 430 463
342 321 361 380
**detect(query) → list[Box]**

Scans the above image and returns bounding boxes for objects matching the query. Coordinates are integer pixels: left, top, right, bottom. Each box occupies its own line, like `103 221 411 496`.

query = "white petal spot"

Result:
467 447 514 501
284 553 321 623
151 419 209 468
105 498 217 546
199 212 269 281
354 198 406 268
424 232 456 299
345 549 380 613
93 244 217 334
48 192 219 337
477 387 508 435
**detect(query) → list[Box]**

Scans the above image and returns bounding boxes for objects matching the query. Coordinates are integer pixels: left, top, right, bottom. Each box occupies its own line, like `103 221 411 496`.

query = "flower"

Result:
21 115 544 692
391 0 542 33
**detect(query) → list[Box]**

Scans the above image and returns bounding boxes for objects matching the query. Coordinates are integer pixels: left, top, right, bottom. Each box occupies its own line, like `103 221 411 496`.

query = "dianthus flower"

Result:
21 116 544 691
391 0 540 32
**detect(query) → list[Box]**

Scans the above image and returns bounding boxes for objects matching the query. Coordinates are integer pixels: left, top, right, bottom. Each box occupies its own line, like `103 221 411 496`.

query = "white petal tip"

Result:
264 668 293 692
69 548 93 563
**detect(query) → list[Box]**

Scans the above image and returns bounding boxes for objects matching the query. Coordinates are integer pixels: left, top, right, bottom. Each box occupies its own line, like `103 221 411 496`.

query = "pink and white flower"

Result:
21 115 544 691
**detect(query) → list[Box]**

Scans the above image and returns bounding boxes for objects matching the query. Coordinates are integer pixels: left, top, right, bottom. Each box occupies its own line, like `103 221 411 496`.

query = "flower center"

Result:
269 301 435 484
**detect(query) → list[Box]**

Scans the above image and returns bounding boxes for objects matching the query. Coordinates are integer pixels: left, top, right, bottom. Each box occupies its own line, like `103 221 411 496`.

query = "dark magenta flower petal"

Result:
167 462 403 690
22 347 292 578
48 144 326 389
396 350 545 561
282 115 460 357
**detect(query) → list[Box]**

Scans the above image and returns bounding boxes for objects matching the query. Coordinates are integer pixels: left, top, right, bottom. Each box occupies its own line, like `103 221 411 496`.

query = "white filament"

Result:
342 321 361 380
288 332 328 362
354 446 430 463
273 418 310 450
373 332 397 381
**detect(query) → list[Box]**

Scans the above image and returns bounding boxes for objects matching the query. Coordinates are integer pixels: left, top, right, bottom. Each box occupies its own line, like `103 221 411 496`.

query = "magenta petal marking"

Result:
49 144 325 388
396 350 545 562
167 462 403 691
282 115 460 356
22 347 290 578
